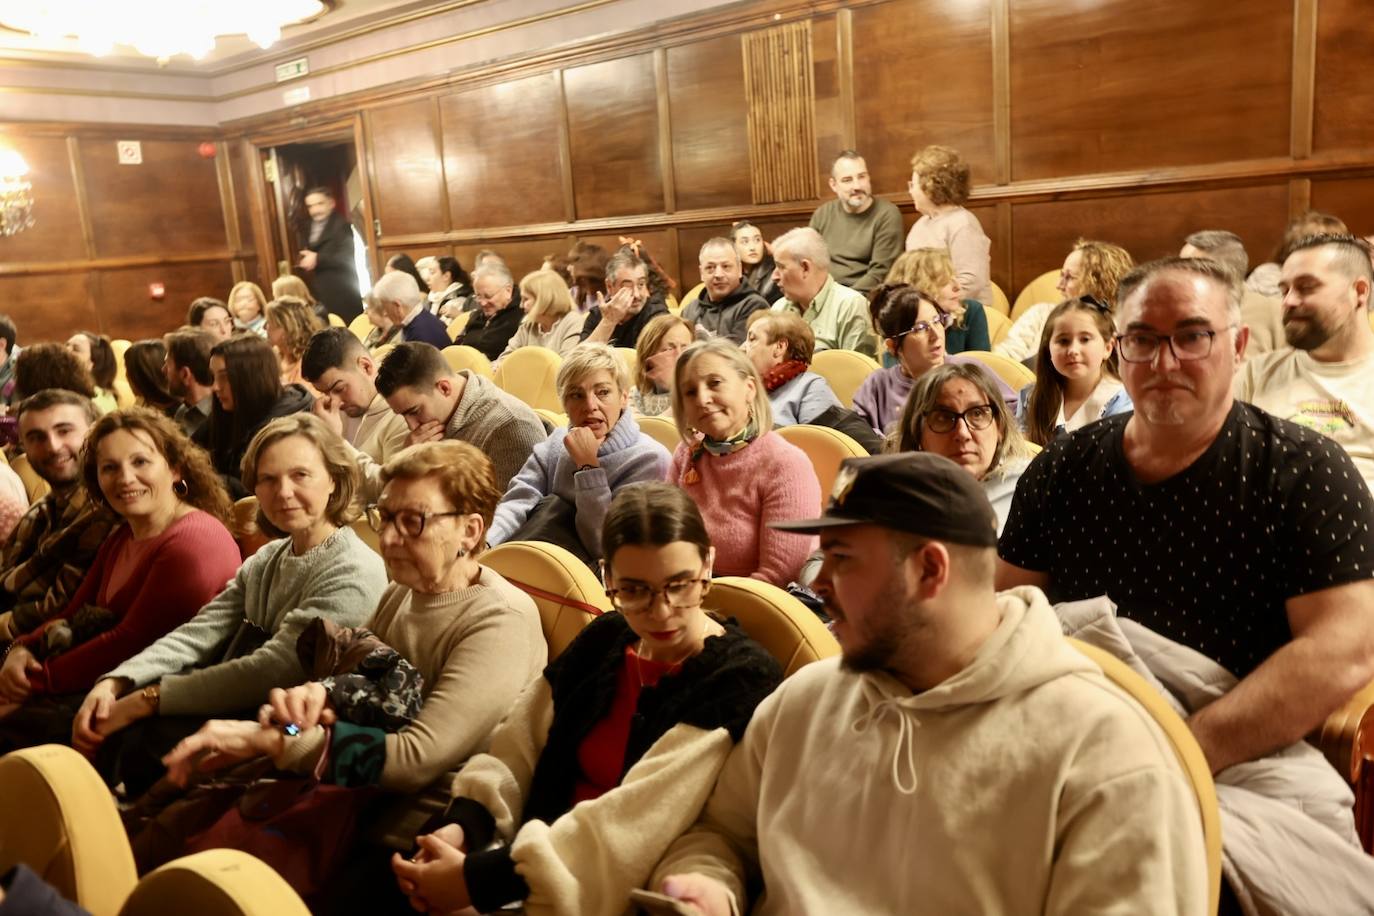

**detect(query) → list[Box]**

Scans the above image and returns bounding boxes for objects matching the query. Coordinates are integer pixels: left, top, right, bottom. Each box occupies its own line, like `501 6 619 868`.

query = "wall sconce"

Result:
0 148 34 238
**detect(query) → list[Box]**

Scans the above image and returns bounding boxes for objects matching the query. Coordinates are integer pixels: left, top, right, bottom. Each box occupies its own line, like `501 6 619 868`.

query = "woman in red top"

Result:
0 408 239 750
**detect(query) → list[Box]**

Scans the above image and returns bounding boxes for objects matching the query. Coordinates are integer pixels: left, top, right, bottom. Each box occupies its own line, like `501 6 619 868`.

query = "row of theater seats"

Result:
0 537 1224 914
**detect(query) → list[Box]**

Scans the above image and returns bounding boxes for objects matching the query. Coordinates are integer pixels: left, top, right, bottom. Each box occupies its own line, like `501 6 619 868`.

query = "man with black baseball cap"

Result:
650 453 1206 915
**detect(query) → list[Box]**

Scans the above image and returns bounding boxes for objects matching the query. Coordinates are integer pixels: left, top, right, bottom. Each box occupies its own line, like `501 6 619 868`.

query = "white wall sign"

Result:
116 140 142 165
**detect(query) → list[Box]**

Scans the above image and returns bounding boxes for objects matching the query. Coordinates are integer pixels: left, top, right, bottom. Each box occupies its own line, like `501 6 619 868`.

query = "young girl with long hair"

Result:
1019 297 1132 447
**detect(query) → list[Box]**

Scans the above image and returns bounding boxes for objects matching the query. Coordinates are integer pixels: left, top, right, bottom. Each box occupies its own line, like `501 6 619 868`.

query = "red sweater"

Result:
19 510 240 696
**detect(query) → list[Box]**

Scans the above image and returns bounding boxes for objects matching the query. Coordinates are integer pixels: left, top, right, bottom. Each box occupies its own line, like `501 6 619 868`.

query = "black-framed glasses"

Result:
1114 326 1232 363
890 311 954 342
925 404 996 434
605 577 711 613
365 505 463 538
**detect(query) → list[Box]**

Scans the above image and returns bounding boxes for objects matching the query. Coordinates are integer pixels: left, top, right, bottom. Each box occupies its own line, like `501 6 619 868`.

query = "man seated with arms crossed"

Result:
1236 233 1374 494
998 257 1374 783
369 342 545 497
0 391 118 642
301 326 408 471
652 453 1206 915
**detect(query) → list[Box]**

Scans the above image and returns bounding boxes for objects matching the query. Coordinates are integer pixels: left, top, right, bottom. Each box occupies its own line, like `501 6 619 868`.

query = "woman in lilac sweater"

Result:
667 339 820 587
487 344 671 558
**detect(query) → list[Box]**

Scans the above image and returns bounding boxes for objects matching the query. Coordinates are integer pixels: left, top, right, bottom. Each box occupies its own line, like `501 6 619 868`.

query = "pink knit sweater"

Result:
667 432 820 586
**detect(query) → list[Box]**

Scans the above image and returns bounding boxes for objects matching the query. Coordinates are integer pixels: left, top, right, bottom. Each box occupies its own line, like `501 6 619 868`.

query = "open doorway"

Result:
262 138 372 322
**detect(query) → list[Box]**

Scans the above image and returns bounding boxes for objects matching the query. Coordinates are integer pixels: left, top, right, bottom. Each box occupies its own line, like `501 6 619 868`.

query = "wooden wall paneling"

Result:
365 99 448 240
228 140 258 258
0 272 98 344
810 16 842 193
1309 176 1374 237
213 141 242 275
851 0 996 195
66 136 96 261
667 35 753 212
554 70 577 223
742 21 818 204
1288 177 1312 221
572 229 677 293
440 74 569 231
655 49 677 213
452 238 562 287
0 134 88 265
989 0 1011 185
93 261 236 340
1008 183 1291 293
1313 0 1371 154
563 54 665 219
1009 0 1293 181
80 138 227 258
835 9 856 151
1289 0 1317 160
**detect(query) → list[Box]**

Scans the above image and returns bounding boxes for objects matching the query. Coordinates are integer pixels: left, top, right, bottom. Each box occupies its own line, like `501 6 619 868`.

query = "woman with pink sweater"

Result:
667 340 820 587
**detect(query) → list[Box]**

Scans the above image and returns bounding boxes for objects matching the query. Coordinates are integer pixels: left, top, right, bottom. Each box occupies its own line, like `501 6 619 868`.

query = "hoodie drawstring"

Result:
851 699 921 795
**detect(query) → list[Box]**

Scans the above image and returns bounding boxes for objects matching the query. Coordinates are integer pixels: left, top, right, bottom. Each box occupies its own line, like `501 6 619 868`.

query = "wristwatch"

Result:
141 684 160 713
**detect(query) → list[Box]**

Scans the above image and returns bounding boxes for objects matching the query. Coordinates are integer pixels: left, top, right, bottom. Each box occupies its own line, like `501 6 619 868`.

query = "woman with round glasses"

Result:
391 481 781 916
852 284 953 436
892 362 1034 532
162 440 546 814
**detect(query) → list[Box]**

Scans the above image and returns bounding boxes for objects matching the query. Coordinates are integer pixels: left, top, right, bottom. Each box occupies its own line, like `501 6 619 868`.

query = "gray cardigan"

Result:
105 526 387 717
769 371 842 426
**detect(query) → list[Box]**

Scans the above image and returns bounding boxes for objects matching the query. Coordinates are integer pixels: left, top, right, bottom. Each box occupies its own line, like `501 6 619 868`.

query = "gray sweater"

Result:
105 526 387 717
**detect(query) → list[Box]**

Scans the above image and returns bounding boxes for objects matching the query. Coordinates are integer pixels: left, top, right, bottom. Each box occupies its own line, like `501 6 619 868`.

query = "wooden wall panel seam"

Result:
990 0 1011 185
214 140 243 253
65 135 97 261
0 252 254 277
654 48 677 213
554 70 578 223
434 96 455 233
1290 0 1318 159
1289 177 1313 218
352 113 381 279
835 9 856 151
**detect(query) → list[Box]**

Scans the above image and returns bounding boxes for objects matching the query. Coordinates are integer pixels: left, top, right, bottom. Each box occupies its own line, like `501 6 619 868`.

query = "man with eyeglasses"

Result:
1236 233 1374 494
998 257 1374 783
651 453 1206 914
581 250 669 348
458 263 524 362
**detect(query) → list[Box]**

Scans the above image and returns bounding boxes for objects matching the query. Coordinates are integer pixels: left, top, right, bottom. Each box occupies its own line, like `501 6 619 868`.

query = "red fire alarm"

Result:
149 282 165 300
197 141 217 158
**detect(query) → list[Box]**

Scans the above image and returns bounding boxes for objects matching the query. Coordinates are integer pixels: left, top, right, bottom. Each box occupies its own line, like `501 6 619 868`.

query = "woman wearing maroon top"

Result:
0 408 239 749
392 481 781 916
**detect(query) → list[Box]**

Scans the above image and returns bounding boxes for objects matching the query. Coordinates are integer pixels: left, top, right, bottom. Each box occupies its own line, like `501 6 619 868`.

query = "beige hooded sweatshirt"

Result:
651 587 1208 915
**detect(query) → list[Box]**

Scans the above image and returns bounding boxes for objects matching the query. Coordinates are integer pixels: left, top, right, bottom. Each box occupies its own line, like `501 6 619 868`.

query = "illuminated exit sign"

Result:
275 58 309 82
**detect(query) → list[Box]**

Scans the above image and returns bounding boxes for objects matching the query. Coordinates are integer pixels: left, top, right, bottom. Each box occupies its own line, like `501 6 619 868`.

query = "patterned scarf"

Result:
683 418 760 485
761 359 808 392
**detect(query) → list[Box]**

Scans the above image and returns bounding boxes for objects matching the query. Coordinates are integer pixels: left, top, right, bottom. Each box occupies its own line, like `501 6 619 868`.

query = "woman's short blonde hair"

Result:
886 248 966 325
266 297 325 363
240 413 361 538
272 275 316 305
519 270 575 327
227 281 267 319
556 343 630 403
671 339 773 441
746 310 815 364
634 313 694 393
909 145 971 207
379 440 500 553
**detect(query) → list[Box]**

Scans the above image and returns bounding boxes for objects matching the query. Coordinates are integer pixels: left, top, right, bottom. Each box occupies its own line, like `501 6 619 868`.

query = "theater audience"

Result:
852 285 951 436
362 296 399 351
271 275 317 309
393 482 781 915
731 220 781 304
904 145 992 306
487 345 671 559
886 247 991 354
461 263 525 362
0 392 117 642
1017 297 1131 447
385 253 427 295
65 332 117 414
301 327 408 468
162 442 545 879
1248 210 1348 298
1237 233 1374 492
427 255 475 320
996 239 1133 365
494 270 587 367
891 362 1033 532
631 314 694 418
372 271 450 350
582 249 670 348
669 340 820 587
14 343 97 405
265 296 325 388
75 414 386 797
742 311 840 426
0 408 238 749
371 342 544 495
808 150 903 294
162 328 216 440
653 453 1206 914
998 257 1374 781
568 241 610 313
0 314 18 408
227 281 269 337
185 297 233 342
770 228 874 356
1181 230 1284 356
681 239 769 344
123 340 178 417
205 335 314 498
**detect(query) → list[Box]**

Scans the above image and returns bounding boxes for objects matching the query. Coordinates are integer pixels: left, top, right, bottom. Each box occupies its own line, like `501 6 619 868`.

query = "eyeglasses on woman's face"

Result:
365 504 462 539
890 310 954 342
605 576 710 614
924 403 996 434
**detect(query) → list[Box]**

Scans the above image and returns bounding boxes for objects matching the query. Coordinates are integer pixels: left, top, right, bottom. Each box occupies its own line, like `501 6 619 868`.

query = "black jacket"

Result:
682 284 770 344
209 383 315 498
303 212 362 323
579 296 670 348
461 294 525 362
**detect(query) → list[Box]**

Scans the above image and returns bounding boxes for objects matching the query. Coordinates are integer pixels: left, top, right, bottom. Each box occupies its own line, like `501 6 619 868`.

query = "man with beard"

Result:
807 151 903 294
1236 233 1374 492
301 327 409 496
162 328 216 441
650 453 1206 915
0 390 118 642
998 257 1374 782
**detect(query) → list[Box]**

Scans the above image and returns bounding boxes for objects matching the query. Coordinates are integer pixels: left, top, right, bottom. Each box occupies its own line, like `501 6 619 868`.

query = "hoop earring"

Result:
172 479 190 498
